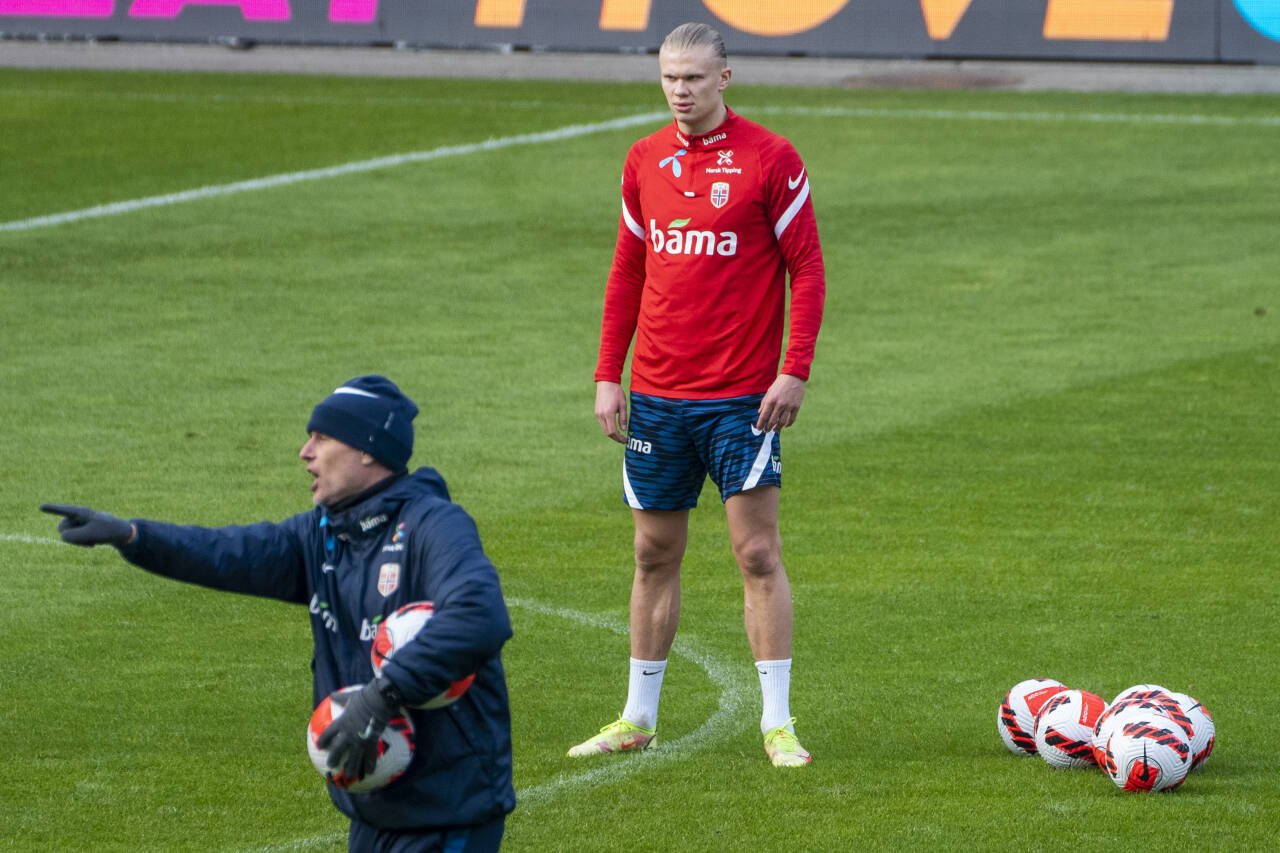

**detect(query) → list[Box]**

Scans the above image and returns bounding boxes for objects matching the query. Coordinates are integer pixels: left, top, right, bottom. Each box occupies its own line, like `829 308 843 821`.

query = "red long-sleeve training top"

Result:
595 108 826 399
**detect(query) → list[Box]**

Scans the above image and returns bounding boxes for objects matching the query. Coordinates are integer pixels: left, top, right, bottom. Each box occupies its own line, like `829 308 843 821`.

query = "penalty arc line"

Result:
504 596 751 806
0 110 670 234
229 596 750 852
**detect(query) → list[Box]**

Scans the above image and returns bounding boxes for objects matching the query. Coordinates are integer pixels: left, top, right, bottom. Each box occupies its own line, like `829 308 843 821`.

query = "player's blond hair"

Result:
660 22 728 67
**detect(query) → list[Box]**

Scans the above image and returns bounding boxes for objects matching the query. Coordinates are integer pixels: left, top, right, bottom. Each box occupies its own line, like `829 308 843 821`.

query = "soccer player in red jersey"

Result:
570 22 826 767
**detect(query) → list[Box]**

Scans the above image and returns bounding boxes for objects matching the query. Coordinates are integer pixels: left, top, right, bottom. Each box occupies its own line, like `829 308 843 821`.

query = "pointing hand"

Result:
40 504 136 547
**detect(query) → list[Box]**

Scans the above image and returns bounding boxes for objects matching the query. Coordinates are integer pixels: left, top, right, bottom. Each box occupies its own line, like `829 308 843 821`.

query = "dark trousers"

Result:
347 815 505 853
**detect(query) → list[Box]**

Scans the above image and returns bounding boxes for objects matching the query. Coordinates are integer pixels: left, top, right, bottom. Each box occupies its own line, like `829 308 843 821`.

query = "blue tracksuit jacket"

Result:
119 466 515 830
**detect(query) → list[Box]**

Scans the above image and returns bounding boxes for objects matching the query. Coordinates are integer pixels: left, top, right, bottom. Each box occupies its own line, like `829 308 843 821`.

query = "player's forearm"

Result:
596 269 645 380
782 265 826 380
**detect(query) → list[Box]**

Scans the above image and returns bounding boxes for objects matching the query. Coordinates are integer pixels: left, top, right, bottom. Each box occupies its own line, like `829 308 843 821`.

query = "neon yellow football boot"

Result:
567 718 657 758
763 718 812 767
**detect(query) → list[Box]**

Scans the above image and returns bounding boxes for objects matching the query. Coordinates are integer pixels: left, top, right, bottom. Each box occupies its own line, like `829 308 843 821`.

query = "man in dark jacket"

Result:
42 375 515 853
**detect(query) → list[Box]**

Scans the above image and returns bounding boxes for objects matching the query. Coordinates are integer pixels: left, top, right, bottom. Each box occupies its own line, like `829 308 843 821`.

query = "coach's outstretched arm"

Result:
41 504 136 548
40 502 309 604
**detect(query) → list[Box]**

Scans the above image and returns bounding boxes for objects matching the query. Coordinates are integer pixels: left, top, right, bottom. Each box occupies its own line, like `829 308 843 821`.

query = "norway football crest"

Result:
377 563 401 597
710 181 730 209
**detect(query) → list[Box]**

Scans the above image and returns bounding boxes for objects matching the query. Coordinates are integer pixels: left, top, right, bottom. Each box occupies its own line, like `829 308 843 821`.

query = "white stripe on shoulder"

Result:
621 199 646 240
773 178 810 240
333 386 380 398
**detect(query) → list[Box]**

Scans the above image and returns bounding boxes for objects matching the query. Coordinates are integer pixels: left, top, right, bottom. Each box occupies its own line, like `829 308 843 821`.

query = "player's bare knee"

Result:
732 536 782 579
634 534 685 575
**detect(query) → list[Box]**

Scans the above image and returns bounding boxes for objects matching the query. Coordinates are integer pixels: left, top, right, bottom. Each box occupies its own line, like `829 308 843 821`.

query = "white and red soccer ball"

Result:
1098 711 1191 792
1168 691 1216 770
1111 684 1171 705
1092 687 1187 765
998 678 1069 756
371 601 475 709
307 686 415 793
1000 678 1214 792
1107 686 1214 772
1034 689 1108 769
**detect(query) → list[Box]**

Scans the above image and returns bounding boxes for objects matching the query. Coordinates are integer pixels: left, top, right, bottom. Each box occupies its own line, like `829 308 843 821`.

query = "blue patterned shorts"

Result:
622 392 781 511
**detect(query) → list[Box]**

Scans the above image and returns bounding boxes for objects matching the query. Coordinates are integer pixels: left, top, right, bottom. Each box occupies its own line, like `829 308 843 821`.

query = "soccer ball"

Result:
1091 690 1186 765
371 601 476 709
1034 689 1108 768
1112 683 1171 705
1100 713 1191 792
998 678 1069 756
307 686 415 793
1168 691 1216 770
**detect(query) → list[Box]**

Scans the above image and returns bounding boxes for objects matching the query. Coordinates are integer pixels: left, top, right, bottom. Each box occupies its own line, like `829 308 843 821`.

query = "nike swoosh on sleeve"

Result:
787 168 806 190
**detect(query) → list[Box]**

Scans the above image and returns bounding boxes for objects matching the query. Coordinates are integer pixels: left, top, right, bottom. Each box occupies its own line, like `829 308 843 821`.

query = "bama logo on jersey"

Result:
649 218 738 257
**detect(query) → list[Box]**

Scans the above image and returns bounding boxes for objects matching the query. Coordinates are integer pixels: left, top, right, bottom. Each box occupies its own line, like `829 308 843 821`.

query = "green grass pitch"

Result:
1 66 1278 851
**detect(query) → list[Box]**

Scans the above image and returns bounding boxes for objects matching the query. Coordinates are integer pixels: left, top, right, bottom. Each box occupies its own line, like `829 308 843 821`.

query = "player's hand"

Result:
755 374 806 433
40 504 136 547
316 680 400 784
595 381 629 444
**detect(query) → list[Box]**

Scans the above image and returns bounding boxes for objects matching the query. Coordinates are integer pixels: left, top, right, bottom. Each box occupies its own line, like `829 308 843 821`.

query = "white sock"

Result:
621 658 666 730
756 658 793 734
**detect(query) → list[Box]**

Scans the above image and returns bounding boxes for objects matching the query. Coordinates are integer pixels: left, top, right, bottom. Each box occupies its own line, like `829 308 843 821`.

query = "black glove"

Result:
40 504 135 547
316 679 404 785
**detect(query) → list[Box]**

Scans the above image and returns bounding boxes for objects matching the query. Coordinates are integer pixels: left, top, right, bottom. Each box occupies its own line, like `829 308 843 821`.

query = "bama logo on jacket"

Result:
649 218 738 257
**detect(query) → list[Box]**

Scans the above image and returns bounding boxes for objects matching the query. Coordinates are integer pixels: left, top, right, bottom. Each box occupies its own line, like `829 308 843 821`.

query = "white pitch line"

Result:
748 104 1280 127
1 532 62 546
0 532 748 852
7 84 1276 128
0 111 669 234
5 102 1274 234
0 88 594 111
504 596 750 808
235 835 344 853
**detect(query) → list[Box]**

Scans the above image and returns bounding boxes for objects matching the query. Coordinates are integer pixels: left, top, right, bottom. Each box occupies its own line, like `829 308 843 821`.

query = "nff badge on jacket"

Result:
377 563 400 596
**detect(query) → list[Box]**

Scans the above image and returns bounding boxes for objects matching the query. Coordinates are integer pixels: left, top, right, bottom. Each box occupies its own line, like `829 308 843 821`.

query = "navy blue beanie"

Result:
306 376 418 471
